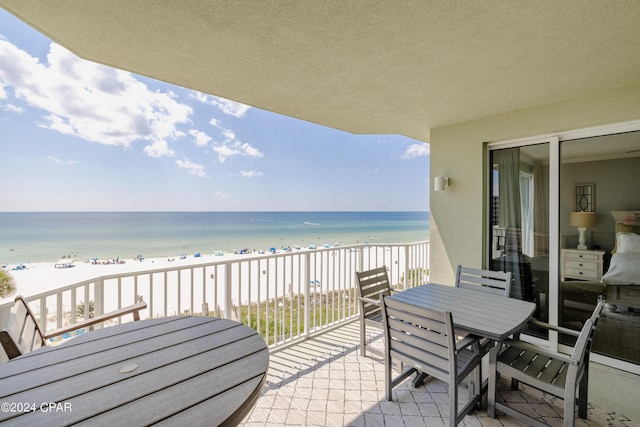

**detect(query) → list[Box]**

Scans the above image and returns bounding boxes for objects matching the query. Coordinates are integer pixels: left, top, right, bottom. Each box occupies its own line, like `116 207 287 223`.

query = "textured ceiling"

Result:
2 0 640 142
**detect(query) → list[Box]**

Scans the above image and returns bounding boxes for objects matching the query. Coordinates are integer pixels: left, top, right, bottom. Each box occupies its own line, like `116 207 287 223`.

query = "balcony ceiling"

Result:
2 1 640 143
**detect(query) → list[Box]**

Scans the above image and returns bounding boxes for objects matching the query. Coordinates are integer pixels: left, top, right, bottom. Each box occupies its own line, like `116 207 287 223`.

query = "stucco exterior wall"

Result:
428 83 640 285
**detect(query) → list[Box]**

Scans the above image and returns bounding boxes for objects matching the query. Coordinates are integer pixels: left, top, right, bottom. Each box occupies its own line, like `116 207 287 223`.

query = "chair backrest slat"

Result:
2 295 147 361
455 265 512 298
357 267 390 298
356 266 392 320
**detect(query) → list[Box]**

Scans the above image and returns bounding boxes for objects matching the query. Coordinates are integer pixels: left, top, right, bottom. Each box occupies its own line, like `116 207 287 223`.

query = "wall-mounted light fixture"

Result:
434 176 449 191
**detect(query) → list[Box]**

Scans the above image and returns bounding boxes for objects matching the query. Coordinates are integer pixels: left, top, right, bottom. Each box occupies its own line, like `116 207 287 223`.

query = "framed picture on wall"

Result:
574 183 595 212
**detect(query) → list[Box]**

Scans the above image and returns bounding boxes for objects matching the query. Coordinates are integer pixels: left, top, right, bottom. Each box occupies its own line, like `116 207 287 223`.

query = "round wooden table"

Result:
0 316 268 426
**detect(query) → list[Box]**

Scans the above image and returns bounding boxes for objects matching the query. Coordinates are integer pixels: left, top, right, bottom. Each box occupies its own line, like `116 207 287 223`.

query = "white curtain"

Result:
495 148 521 234
493 147 529 300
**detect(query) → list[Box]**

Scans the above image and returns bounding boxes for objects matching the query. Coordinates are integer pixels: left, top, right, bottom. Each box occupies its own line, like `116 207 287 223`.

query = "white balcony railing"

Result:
1 242 428 356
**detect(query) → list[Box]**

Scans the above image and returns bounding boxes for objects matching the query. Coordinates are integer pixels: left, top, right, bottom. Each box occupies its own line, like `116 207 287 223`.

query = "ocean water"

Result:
0 212 429 263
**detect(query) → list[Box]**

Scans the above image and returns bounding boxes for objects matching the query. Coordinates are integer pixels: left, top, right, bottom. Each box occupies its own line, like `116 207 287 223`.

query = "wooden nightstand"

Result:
560 249 605 281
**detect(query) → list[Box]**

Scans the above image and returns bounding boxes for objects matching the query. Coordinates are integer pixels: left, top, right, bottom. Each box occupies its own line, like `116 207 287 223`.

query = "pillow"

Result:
612 224 640 253
616 232 640 255
602 253 640 285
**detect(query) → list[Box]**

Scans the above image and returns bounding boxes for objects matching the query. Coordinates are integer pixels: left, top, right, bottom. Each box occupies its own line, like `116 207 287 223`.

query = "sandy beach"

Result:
1 251 255 307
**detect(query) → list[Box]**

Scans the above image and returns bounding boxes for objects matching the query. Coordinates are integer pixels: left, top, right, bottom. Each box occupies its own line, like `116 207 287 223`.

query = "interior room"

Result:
560 133 640 364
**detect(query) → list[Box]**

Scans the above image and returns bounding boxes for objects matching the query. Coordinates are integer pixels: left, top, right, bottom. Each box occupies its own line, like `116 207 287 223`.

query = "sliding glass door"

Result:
488 127 640 371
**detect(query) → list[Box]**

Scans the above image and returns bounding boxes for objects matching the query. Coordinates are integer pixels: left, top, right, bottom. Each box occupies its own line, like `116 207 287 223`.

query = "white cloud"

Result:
222 128 235 141
0 82 6 99
209 117 220 128
213 140 264 163
0 40 192 157
144 140 175 157
189 129 212 147
212 98 251 118
239 170 263 178
212 144 235 163
176 158 207 177
191 92 209 104
214 191 230 199
401 143 430 159
212 127 264 163
4 103 23 113
190 90 251 118
241 143 263 159
47 155 77 165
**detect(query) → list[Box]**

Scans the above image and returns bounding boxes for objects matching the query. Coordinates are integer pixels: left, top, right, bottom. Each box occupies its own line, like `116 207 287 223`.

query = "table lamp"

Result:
569 211 596 250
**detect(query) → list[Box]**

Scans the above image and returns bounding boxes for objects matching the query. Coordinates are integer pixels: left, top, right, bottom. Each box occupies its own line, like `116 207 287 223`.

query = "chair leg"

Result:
385 352 392 401
564 387 576 427
487 346 499 418
450 377 458 427
360 322 367 357
578 372 588 418
473 362 483 410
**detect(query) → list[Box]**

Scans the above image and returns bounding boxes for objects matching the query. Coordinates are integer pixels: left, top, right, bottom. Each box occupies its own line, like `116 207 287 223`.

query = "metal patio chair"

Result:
1 295 147 360
355 266 394 358
488 302 605 427
380 293 482 426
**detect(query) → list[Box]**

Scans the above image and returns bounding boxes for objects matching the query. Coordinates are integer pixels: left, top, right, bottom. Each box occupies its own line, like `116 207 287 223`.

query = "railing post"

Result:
426 241 430 283
38 296 47 334
93 279 105 330
404 244 410 289
70 288 77 324
304 252 311 339
56 292 63 330
224 263 232 319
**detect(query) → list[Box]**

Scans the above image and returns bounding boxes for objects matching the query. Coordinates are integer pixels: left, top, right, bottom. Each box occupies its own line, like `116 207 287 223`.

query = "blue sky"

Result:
0 10 429 212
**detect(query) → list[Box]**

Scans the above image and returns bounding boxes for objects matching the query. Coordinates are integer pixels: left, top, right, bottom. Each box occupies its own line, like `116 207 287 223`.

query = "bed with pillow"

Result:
601 212 640 309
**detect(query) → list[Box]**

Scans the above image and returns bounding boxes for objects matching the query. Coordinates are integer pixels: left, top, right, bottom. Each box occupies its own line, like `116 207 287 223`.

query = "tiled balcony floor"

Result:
240 320 635 426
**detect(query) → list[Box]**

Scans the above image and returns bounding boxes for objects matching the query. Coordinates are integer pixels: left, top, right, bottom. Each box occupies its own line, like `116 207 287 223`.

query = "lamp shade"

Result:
569 211 596 228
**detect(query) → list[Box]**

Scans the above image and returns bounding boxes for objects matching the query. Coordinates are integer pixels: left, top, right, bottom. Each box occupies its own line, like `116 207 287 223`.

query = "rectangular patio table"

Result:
0 316 268 426
388 283 537 341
